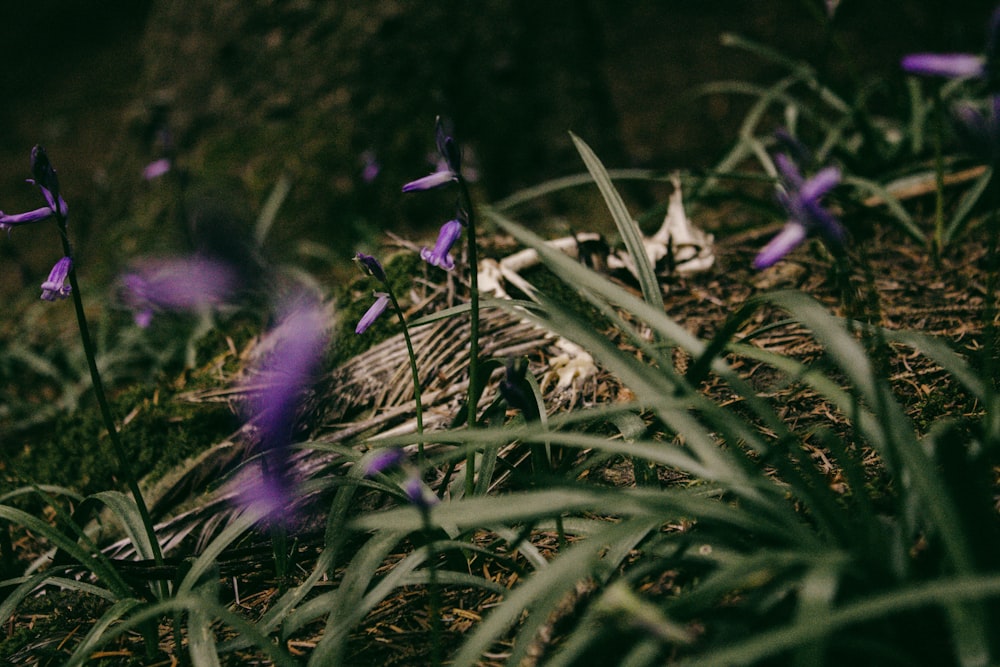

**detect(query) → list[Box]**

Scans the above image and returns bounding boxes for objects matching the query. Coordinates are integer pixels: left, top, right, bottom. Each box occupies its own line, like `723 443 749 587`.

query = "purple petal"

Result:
242 300 329 448
142 158 172 181
0 206 55 228
402 169 456 192
799 166 841 203
773 153 805 190
356 292 390 334
754 222 808 269
362 448 407 476
40 256 72 301
901 53 986 79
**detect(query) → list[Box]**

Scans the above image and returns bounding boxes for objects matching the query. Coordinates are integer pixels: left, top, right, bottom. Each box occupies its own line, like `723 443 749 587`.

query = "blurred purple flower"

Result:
40 256 72 301
420 218 463 270
362 448 406 476
237 299 329 520
953 94 1000 162
355 252 387 283
754 152 845 269
119 255 239 327
142 158 172 181
360 149 380 184
402 475 438 509
402 117 461 192
356 291 390 334
902 7 1000 90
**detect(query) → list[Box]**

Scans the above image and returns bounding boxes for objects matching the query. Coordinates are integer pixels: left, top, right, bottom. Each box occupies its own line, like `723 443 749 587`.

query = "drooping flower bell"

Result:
420 218 464 271
40 256 72 301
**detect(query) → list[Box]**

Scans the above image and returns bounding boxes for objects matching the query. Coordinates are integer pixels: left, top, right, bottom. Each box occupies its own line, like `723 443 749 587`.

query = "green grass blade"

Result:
570 132 664 313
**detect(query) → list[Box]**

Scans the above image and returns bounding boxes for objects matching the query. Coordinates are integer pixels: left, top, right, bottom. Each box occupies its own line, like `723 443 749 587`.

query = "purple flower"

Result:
355 252 387 283
402 475 438 509
0 207 57 233
362 448 406 476
142 158 172 181
902 7 1000 90
40 256 72 301
402 117 462 192
237 299 329 520
420 218 463 270
952 94 1000 162
119 255 239 327
754 152 845 270
360 149 380 184
28 145 68 219
356 291 390 334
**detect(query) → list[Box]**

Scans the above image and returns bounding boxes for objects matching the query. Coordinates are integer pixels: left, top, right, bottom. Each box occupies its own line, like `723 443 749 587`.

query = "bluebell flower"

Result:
360 149 380 184
953 94 1000 163
356 291 390 334
355 252 387 283
28 145 68 219
142 158 172 181
362 447 406 476
902 7 1000 90
237 299 329 520
402 475 439 509
119 255 239 327
40 256 72 301
754 152 845 269
0 207 58 233
0 146 69 233
361 449 438 509
402 117 461 192
420 218 463 270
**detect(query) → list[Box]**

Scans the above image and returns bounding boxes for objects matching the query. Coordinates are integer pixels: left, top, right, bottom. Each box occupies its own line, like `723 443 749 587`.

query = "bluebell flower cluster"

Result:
403 118 467 272
0 146 76 302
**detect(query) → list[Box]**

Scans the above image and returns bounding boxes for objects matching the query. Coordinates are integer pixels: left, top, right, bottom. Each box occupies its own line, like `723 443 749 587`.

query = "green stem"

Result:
56 224 164 570
388 291 425 459
421 507 441 667
932 89 946 261
459 178 480 497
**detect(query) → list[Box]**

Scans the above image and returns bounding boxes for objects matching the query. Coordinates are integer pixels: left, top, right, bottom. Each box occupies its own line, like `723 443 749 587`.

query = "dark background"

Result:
0 1 996 299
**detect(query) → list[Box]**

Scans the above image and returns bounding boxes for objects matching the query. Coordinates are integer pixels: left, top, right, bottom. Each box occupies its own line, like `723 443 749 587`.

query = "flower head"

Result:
40 256 72 301
237 298 329 520
356 291 390 334
28 145 68 218
420 218 463 270
0 207 57 233
402 117 461 192
902 7 1000 90
952 94 1000 162
119 255 239 327
754 150 845 270
355 252 387 283
362 448 406 476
